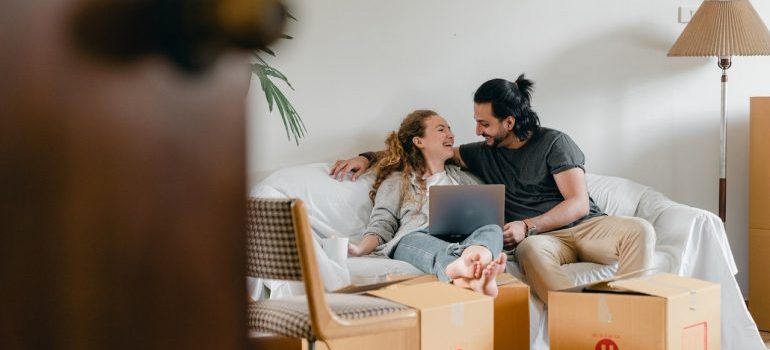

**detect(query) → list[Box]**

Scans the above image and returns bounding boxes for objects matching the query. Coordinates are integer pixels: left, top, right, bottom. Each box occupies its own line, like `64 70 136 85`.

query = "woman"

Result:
348 110 506 297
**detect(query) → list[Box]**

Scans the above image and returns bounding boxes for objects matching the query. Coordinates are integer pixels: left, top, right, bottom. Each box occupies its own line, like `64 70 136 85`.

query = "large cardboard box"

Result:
370 281 494 350
494 273 530 350
549 273 720 350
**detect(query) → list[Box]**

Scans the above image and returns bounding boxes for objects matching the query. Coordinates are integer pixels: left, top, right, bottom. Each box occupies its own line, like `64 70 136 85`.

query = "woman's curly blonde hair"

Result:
369 110 441 207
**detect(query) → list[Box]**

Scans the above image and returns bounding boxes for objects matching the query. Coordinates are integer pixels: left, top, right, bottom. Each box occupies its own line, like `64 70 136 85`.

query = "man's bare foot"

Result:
445 252 482 280
468 253 507 297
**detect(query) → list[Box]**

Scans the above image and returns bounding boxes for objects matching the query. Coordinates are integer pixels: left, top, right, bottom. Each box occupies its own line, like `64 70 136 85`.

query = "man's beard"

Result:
484 132 508 148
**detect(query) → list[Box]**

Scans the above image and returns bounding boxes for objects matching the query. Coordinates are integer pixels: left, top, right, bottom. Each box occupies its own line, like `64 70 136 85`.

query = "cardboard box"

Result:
370 281 494 350
548 273 720 350
494 273 530 350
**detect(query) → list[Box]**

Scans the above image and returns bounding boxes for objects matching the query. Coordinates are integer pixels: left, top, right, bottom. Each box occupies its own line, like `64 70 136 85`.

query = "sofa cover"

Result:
249 163 764 350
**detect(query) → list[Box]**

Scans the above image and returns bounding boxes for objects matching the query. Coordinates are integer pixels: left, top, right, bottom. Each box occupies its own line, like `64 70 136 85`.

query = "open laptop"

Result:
428 184 505 243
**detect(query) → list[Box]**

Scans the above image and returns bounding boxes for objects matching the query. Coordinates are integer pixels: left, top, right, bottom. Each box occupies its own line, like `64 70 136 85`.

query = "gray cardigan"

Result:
364 165 481 257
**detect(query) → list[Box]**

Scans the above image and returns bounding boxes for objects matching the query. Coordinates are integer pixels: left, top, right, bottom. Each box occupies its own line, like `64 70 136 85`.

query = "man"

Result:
331 75 655 303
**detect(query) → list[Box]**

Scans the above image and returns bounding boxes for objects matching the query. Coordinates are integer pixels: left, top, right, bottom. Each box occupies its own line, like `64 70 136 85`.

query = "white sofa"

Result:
249 163 764 350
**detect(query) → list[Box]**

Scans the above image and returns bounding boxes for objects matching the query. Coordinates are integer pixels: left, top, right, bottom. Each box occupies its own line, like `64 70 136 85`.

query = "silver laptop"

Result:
428 184 505 243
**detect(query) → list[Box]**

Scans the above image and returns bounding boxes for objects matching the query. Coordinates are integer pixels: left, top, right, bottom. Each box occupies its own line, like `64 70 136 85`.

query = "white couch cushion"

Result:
586 173 648 217
250 163 373 244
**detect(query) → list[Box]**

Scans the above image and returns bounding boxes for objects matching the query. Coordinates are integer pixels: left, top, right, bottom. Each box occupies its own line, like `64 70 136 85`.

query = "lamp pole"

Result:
718 57 731 223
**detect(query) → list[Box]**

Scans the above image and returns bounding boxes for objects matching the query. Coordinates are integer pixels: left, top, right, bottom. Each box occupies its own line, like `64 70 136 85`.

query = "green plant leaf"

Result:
262 66 294 90
260 47 276 57
270 84 291 141
276 91 305 133
253 40 305 144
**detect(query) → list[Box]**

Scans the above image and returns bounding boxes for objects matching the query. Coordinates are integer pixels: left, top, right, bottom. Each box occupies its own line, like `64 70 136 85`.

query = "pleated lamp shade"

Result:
668 0 770 57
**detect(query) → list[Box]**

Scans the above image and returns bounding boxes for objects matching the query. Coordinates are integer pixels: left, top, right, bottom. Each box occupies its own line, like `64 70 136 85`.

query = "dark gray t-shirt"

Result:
459 127 604 228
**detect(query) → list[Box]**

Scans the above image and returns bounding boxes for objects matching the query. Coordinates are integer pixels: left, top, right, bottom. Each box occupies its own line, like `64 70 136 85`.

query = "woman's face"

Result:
413 115 455 162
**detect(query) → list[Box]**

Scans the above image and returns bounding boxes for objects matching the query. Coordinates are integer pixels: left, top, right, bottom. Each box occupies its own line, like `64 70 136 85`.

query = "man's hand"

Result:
502 221 527 249
348 243 365 257
330 156 370 181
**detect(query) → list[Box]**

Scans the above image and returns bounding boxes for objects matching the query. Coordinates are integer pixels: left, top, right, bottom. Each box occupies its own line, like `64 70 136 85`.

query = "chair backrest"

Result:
246 197 333 335
246 198 304 281
246 197 419 342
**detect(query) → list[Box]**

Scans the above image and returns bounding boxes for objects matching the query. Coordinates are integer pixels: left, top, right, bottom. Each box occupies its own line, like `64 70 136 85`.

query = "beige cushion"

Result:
249 293 411 341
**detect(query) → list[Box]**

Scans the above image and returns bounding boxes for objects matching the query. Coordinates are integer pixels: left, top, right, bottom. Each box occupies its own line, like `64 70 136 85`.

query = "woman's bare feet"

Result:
445 252 482 280
467 253 507 297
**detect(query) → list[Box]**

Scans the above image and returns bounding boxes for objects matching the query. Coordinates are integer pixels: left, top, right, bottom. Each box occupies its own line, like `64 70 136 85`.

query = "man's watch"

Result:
523 218 538 237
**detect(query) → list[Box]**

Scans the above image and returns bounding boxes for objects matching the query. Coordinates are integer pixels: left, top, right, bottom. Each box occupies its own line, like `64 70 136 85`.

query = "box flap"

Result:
558 268 653 293
368 281 489 309
374 274 439 291
608 273 719 299
333 274 425 294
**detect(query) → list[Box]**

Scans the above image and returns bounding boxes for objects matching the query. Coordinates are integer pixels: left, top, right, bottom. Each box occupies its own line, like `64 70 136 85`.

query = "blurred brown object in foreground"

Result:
0 0 285 349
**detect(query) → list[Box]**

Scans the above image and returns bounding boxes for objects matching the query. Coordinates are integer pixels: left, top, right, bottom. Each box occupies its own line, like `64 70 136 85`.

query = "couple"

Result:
333 75 656 302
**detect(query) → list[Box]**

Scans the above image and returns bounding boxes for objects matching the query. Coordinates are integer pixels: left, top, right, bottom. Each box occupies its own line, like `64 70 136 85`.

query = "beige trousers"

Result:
514 216 656 304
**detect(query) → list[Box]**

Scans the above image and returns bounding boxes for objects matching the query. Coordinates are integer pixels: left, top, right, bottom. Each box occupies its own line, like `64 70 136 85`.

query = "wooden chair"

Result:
246 198 418 349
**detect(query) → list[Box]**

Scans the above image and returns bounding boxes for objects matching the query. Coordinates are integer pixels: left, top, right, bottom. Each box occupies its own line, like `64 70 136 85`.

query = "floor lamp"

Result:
668 0 770 223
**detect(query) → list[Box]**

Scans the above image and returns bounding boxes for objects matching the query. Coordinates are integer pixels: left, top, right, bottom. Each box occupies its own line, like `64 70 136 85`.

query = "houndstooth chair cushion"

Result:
246 198 303 281
249 293 411 341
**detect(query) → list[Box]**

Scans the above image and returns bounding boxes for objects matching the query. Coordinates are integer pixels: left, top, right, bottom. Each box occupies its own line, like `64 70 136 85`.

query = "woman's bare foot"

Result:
468 253 507 297
445 252 482 280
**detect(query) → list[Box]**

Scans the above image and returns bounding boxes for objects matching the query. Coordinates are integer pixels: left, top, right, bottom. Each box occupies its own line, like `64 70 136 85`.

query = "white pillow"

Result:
250 163 374 244
586 174 648 216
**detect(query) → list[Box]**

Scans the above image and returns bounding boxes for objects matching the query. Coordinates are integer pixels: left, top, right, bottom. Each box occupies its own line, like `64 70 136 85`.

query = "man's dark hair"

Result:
473 74 540 141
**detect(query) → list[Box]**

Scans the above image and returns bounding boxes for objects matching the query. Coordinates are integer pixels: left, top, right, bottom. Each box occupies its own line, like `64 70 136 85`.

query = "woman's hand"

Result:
348 243 365 257
347 234 380 257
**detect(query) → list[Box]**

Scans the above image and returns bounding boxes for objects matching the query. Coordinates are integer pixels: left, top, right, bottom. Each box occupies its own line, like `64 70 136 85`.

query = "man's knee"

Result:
515 235 555 261
626 217 656 247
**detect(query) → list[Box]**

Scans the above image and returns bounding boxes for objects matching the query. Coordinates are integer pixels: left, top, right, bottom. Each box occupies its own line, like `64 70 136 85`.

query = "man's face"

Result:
474 102 512 147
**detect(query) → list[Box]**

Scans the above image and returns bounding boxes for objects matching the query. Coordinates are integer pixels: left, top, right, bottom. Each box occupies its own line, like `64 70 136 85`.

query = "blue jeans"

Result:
391 224 503 282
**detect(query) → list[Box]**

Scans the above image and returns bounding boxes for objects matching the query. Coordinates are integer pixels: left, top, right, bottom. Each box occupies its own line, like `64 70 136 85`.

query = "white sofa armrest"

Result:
587 173 738 276
634 188 738 276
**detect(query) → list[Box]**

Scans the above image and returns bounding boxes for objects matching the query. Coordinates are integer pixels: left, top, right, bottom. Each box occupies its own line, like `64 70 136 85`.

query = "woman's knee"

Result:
466 224 504 252
477 223 503 234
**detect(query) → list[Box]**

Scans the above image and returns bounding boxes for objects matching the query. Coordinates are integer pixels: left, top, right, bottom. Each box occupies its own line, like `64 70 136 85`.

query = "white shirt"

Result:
425 171 458 197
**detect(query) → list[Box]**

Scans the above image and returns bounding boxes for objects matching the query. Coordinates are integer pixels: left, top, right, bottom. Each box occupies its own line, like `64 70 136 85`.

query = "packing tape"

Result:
597 295 613 323
451 303 464 328
609 276 701 311
653 280 699 311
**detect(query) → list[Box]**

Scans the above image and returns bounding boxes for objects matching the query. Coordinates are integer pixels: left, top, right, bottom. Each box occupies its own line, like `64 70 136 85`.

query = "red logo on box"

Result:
682 321 708 350
595 338 619 350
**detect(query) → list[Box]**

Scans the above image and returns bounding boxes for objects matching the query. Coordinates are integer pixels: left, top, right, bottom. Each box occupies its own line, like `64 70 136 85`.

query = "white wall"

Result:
246 0 770 297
